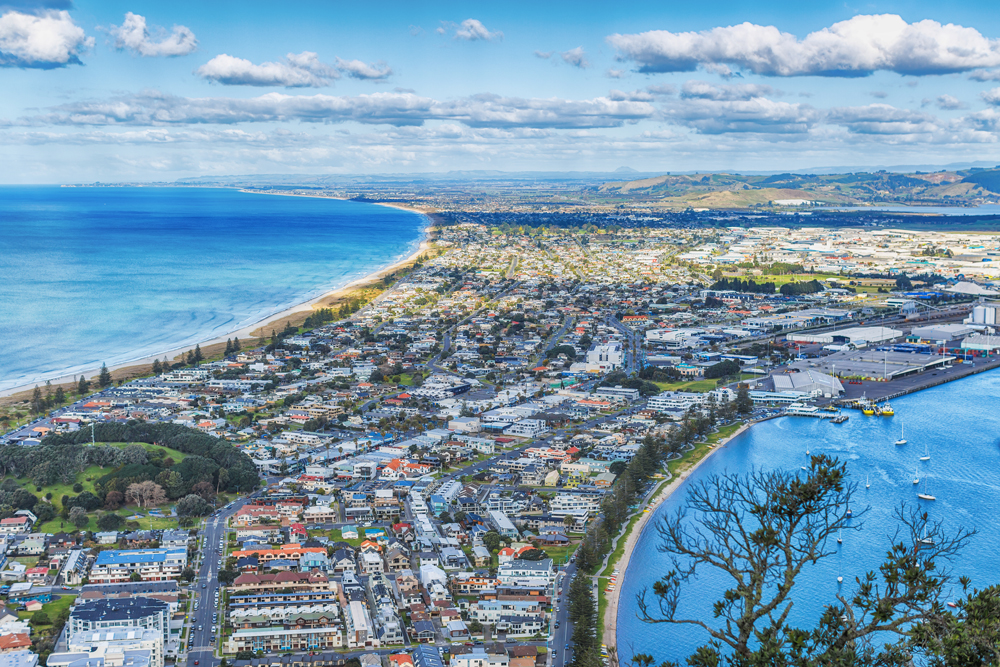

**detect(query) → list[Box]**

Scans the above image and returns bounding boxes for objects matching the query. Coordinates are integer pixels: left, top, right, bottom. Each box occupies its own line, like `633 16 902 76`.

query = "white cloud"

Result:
29 89 656 130
606 68 625 78
0 9 91 68
196 52 340 87
107 12 197 57
449 19 502 42
827 104 940 135
970 70 1000 81
561 46 589 68
608 14 1000 77
680 80 777 101
982 88 1000 106
667 96 819 134
930 94 966 110
335 58 392 80
534 50 552 59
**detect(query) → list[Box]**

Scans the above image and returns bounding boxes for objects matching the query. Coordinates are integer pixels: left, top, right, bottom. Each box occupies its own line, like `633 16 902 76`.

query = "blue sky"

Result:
6 0 1000 181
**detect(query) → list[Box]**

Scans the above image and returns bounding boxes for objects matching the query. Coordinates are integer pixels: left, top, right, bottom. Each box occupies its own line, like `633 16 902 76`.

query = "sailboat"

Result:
918 478 936 501
895 423 907 446
837 529 843 544
920 443 930 462
912 466 919 485
918 528 935 547
866 474 870 489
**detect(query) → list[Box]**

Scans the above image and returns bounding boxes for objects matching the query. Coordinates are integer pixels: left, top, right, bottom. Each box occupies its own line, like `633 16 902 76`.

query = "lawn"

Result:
36 507 180 535
330 528 366 548
17 593 77 629
666 423 743 478
653 379 719 393
540 543 578 565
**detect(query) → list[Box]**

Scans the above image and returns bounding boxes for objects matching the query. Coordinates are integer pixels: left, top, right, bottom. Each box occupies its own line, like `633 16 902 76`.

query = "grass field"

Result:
540 543 578 565
667 422 743 477
17 593 76 630
653 379 719 393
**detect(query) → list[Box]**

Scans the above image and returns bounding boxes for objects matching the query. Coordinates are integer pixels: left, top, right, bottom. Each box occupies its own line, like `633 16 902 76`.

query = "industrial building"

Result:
788 326 902 346
771 370 844 397
789 347 955 380
910 324 977 342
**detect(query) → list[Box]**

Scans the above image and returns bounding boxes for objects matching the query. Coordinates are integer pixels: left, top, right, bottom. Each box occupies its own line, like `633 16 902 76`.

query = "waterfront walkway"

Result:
602 423 750 659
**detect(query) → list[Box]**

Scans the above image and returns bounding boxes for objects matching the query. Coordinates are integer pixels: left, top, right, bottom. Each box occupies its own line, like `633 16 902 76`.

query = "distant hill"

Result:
595 169 1000 208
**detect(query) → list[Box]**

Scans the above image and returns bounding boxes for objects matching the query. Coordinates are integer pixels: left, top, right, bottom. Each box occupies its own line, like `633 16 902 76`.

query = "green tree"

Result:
98 363 112 388
483 531 501 553
735 383 753 415
194 344 204 364
912 583 1000 666
30 610 51 626
77 376 90 395
54 386 65 405
180 567 196 582
151 359 162 374
637 456 973 665
30 386 45 414
68 506 89 529
97 512 125 532
217 568 238 586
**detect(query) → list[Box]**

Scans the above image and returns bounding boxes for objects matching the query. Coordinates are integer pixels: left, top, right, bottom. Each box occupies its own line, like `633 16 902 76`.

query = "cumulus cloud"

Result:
29 89 656 129
196 52 340 87
107 12 197 57
335 58 391 80
970 70 1000 81
606 68 625 78
827 104 940 135
608 14 1000 77
680 80 777 101
561 46 588 68
927 94 966 110
982 88 1000 106
0 9 91 68
444 18 502 42
608 89 653 101
667 96 819 134
534 50 552 59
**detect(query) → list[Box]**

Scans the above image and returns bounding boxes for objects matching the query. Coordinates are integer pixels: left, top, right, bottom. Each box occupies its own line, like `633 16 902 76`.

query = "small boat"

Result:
837 529 843 544
918 529 935 547
920 442 930 462
863 406 875 416
837 576 843 583
947 602 958 608
918 478 936 501
895 423 907 446
913 466 919 485
881 403 894 416
845 508 853 518
866 474 870 489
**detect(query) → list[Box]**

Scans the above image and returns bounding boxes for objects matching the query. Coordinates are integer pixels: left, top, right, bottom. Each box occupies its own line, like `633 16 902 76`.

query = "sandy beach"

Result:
0 192 437 403
603 423 750 652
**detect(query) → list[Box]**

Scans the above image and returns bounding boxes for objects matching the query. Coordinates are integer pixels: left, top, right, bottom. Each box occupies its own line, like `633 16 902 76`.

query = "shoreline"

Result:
0 193 437 402
604 422 751 656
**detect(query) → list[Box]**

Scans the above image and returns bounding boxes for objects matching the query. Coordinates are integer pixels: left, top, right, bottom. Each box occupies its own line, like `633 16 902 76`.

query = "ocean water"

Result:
616 369 1000 663
827 204 1000 216
0 187 426 391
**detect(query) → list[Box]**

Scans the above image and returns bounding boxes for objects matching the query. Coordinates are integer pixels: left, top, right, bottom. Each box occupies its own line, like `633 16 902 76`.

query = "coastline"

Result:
603 422 751 655
0 194 437 402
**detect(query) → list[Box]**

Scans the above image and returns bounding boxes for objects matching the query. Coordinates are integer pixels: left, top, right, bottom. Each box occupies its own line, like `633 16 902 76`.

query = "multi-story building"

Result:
225 625 344 654
344 600 378 649
49 629 163 667
88 549 188 584
68 598 170 643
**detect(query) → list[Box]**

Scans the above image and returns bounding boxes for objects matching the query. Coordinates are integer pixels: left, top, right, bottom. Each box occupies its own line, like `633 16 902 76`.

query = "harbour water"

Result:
0 187 426 392
616 368 1000 663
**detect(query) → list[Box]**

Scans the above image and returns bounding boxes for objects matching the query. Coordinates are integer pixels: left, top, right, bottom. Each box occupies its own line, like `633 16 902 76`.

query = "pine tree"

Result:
98 363 112 388
54 386 65 405
186 350 195 365
194 344 204 363
224 339 233 356
151 359 162 374
30 386 44 414
233 337 241 352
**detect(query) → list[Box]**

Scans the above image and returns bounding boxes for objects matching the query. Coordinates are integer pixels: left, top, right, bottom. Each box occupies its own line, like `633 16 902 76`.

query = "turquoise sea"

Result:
616 368 1000 663
0 187 426 392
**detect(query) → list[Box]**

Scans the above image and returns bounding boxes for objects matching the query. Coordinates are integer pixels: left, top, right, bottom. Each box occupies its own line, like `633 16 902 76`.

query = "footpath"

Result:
600 422 750 657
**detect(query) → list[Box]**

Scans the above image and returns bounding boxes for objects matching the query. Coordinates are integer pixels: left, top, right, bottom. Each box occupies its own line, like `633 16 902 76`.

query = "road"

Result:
186 495 255 667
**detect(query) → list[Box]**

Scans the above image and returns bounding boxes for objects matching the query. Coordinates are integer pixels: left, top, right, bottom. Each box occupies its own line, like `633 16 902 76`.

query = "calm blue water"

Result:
0 187 426 391
617 369 1000 663
827 204 1000 216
